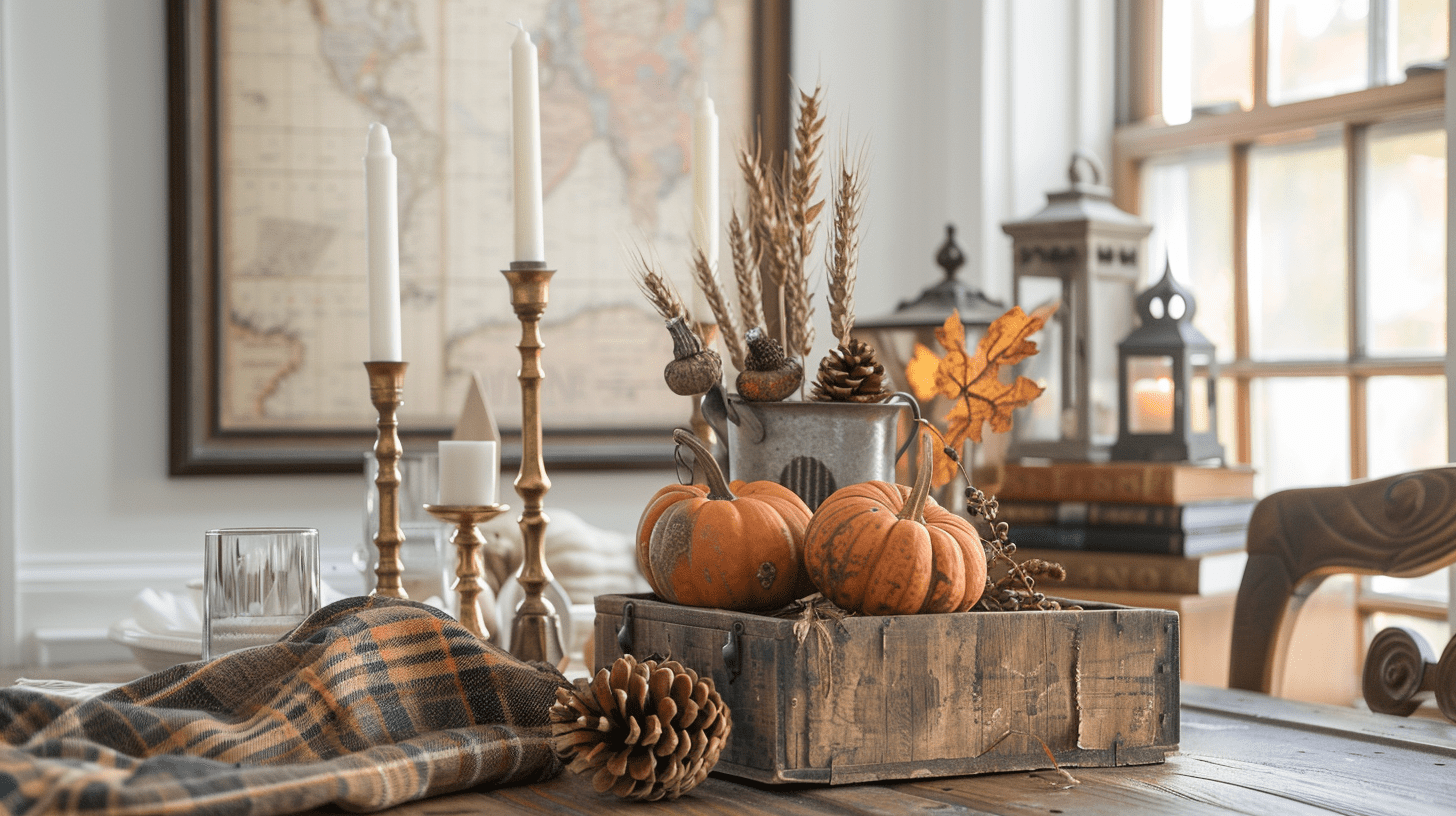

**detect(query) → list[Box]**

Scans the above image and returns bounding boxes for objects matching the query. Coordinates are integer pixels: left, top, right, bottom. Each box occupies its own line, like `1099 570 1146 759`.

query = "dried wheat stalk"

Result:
738 139 786 291
825 147 866 345
781 83 826 358
630 248 689 324
728 207 764 332
788 83 826 264
691 249 747 371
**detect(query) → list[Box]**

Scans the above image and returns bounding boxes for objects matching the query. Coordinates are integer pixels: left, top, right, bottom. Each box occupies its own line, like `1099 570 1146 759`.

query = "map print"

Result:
218 0 752 435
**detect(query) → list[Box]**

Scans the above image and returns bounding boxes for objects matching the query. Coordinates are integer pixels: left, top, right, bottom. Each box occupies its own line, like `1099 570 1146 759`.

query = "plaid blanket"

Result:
0 597 569 815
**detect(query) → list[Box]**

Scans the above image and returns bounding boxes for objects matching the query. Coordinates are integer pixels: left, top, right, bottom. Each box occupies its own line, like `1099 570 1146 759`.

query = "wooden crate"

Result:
594 594 1180 785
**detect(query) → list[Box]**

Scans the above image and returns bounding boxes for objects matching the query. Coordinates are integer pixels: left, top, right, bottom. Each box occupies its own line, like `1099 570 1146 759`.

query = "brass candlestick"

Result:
503 261 565 666
689 321 720 448
423 503 510 640
365 360 409 599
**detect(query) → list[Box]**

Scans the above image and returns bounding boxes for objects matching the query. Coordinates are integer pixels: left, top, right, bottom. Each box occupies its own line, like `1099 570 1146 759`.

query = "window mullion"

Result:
1253 0 1270 109
1347 123 1367 480
1232 142 1253 464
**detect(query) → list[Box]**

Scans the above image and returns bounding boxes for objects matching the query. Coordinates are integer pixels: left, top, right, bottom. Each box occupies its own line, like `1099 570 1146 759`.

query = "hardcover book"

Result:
1000 461 1256 505
1012 546 1248 595
996 498 1257 532
1007 522 1248 557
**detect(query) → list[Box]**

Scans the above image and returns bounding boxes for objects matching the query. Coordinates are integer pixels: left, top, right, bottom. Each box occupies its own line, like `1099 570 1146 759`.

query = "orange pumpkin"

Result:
803 435 986 615
636 430 813 610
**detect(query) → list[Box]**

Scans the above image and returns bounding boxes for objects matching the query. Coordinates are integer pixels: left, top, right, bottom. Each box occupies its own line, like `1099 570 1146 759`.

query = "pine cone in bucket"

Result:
811 338 891 402
550 654 732 801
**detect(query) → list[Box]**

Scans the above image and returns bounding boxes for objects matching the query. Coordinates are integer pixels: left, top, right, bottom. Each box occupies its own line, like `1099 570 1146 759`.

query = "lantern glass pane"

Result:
1190 375 1211 434
1395 0 1449 77
1016 276 1065 442
1217 377 1240 463
1251 377 1350 495
1141 152 1236 364
1092 276 1136 445
1366 375 1447 478
1365 124 1445 357
1160 0 1254 125
1248 138 1348 360
1268 0 1369 106
1127 355 1175 435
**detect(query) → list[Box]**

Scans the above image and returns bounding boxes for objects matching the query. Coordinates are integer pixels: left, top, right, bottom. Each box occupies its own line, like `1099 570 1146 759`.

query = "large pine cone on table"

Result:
550 654 732 801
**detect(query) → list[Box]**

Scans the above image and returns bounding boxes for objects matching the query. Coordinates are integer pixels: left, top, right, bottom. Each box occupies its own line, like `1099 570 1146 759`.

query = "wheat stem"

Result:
690 249 747 371
826 145 866 345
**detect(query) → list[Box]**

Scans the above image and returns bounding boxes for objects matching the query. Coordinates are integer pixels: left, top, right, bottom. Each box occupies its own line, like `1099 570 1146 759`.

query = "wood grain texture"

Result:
301 684 1456 816
1231 466 1456 696
594 594 1177 784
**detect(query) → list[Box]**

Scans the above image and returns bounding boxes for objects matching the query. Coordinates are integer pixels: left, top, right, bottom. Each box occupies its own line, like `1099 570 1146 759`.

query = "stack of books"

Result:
995 461 1257 595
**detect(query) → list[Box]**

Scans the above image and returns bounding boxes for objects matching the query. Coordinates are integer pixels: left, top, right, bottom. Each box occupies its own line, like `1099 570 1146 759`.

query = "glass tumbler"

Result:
203 527 322 660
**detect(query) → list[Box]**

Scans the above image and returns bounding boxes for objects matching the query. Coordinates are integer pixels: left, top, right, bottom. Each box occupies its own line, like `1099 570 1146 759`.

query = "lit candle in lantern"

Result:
511 23 545 263
1131 377 1175 434
364 123 402 361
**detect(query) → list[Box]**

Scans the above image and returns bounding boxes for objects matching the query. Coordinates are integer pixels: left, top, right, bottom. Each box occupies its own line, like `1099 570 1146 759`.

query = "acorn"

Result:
662 317 722 396
735 327 802 402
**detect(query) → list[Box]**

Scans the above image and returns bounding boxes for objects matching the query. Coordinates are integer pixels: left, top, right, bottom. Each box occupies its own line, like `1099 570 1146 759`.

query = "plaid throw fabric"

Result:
0 597 570 815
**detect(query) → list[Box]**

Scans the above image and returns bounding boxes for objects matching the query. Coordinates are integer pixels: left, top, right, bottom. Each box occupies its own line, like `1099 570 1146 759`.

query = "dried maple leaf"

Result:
904 305 1057 486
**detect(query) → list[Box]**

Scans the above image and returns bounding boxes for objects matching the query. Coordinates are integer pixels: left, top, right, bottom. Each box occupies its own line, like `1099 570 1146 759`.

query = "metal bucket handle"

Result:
700 384 922 464
887 391 923 464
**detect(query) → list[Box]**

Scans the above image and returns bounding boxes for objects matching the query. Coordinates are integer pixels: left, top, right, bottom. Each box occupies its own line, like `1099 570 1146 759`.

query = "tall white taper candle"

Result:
691 84 720 323
511 25 545 263
365 123 403 361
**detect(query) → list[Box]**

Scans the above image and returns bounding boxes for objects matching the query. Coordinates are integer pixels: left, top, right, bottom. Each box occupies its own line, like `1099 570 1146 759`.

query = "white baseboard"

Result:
12 548 365 667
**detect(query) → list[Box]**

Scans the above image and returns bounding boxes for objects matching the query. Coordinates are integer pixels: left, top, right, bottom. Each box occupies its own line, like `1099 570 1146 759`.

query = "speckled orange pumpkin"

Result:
803 435 986 615
635 430 813 610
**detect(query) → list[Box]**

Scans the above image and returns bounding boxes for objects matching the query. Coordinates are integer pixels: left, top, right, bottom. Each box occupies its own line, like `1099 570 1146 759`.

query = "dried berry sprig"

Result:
912 419 1076 613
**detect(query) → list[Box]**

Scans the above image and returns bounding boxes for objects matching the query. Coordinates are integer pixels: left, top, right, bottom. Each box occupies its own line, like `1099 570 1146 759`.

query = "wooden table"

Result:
322 684 1456 816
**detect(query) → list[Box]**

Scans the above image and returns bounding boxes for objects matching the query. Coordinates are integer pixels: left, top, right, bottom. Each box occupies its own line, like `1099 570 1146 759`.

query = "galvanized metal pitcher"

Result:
701 386 921 509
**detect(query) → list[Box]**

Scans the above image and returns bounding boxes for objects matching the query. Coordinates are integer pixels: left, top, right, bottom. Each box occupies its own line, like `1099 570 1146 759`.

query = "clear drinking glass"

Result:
358 450 454 607
203 527 322 660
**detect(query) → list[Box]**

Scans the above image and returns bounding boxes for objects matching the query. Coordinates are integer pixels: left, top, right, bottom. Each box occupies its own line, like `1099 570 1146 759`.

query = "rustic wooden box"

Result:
594 593 1179 785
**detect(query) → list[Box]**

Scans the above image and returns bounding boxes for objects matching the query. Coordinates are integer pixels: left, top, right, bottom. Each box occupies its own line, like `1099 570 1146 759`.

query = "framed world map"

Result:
169 0 789 474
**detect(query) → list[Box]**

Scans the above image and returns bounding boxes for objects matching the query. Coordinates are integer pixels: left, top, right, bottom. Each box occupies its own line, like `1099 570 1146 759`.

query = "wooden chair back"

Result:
1230 466 1456 698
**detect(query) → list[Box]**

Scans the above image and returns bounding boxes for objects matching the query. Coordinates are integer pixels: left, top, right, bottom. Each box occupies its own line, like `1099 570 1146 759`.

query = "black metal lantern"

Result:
1110 262 1224 464
853 224 1005 391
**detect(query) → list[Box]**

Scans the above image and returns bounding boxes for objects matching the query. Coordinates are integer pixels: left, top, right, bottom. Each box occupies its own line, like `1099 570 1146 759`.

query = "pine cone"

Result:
736 327 802 402
550 655 732 801
811 339 891 402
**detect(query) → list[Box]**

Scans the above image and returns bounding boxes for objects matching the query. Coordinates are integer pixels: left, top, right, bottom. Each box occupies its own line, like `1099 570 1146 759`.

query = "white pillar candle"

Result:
511 25 545 263
364 123 403 362
691 84 719 324
439 441 499 506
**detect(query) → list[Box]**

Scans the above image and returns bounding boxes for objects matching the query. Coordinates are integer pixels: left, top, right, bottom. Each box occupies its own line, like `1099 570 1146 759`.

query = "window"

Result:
1116 0 1450 634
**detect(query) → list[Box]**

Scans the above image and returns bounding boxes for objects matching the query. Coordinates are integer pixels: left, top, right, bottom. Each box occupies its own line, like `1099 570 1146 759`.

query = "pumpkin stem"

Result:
898 433 935 522
674 428 736 501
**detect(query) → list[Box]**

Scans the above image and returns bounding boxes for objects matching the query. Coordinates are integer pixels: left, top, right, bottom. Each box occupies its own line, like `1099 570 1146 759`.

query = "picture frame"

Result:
168 0 791 475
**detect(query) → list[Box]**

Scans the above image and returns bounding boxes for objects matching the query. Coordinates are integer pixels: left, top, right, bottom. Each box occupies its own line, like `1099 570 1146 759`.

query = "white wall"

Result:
791 0 1116 368
0 0 1114 666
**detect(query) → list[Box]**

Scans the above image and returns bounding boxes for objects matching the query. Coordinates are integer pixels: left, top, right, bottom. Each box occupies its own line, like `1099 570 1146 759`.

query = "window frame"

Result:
1114 0 1449 622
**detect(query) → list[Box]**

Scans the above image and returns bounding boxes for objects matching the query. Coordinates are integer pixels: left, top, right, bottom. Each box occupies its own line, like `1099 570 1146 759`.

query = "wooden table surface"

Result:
314 684 1456 816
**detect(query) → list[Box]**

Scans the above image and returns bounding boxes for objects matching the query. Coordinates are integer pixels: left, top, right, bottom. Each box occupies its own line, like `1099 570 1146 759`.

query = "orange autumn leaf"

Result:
904 304 1057 486
905 342 942 402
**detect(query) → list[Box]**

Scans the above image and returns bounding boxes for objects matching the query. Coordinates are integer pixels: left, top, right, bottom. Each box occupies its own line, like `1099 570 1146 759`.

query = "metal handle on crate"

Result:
722 621 744 684
616 602 635 655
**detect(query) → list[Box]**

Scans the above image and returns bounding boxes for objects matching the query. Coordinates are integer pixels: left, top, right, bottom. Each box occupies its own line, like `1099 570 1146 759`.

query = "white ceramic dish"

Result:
107 618 201 672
